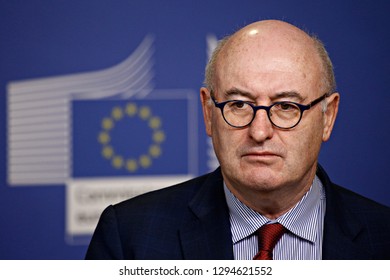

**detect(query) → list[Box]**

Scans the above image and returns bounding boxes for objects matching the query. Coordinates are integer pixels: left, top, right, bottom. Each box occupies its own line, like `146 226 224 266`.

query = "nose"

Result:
247 109 274 142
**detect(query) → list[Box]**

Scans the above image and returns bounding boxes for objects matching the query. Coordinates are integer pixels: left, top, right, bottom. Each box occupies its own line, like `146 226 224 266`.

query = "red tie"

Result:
253 223 287 260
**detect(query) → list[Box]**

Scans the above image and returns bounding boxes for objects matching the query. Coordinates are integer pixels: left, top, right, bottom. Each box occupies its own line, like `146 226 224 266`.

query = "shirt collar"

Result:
224 176 325 244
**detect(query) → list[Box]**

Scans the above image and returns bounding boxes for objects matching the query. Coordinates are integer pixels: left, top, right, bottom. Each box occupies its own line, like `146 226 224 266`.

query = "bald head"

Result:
204 20 336 94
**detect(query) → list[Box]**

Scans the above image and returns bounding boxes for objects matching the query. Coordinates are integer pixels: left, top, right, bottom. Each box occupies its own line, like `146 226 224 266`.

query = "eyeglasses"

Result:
211 93 330 129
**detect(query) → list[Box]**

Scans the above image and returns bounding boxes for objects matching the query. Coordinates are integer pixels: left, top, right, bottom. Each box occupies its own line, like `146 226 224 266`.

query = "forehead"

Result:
215 30 324 98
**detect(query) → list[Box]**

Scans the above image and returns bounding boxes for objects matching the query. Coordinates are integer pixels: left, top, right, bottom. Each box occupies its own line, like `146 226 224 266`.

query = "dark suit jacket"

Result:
85 165 390 259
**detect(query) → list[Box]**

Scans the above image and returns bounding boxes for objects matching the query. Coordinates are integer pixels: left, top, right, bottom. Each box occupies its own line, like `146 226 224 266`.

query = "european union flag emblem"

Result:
72 97 192 177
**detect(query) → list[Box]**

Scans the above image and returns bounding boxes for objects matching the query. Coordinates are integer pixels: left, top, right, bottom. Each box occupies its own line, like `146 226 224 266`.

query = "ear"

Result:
322 92 340 142
200 87 213 137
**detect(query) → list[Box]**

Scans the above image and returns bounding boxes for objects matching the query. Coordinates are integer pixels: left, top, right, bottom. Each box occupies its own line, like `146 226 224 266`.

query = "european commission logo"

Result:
97 102 166 173
6 35 217 243
73 98 191 177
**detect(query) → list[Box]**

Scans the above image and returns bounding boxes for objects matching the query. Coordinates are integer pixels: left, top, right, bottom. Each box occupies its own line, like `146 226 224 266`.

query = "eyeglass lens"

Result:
222 101 302 128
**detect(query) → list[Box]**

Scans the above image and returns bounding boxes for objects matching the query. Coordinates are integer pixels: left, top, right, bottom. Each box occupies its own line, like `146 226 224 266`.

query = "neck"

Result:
224 169 316 220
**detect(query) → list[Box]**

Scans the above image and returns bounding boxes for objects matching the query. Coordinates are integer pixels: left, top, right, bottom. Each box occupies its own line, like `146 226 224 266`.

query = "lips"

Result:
240 148 283 160
246 151 278 156
243 152 280 158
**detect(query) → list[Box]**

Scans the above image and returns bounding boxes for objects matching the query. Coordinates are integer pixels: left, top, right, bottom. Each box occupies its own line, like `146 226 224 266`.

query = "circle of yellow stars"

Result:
98 103 165 172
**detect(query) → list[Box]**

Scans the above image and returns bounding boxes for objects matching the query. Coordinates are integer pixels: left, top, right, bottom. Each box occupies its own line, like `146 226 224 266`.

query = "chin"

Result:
237 167 283 190
244 162 282 177
247 176 281 191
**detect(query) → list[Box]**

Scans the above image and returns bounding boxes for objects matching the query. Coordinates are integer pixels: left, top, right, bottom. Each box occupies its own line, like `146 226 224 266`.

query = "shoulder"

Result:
318 166 390 259
86 173 218 259
317 164 390 214
328 182 390 215
107 169 224 224
113 171 213 213
318 164 390 241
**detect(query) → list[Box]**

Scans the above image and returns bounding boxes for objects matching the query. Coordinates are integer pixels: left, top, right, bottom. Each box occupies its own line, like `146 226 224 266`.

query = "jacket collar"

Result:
178 168 234 259
318 165 373 259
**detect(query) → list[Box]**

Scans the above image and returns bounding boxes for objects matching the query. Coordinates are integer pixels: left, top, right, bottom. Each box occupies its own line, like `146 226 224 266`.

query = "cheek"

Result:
283 122 323 168
211 122 243 162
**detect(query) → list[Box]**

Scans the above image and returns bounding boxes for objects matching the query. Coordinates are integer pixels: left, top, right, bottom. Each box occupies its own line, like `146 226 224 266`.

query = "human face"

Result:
201 26 339 201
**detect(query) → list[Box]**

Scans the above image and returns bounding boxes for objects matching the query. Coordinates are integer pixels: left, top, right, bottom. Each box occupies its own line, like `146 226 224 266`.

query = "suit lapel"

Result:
322 219 369 259
178 169 234 260
318 166 374 259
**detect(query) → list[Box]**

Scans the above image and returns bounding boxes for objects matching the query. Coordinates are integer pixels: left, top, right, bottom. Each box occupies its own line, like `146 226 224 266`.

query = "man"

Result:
85 20 390 260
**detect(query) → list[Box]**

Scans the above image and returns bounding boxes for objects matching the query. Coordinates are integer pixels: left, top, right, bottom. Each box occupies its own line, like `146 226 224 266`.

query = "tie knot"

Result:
254 223 287 260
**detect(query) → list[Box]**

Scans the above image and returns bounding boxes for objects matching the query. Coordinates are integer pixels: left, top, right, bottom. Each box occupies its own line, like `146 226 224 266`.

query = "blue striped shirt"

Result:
224 176 326 260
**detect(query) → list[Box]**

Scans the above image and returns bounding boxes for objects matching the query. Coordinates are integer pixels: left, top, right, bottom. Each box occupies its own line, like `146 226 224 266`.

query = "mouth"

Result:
241 151 282 162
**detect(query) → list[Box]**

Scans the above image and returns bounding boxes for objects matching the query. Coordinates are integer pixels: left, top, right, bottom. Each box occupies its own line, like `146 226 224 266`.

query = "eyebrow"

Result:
224 88 255 100
223 88 305 102
273 91 305 102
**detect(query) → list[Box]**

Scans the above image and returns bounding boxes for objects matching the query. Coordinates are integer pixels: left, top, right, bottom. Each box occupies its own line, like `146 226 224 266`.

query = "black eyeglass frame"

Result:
211 93 331 129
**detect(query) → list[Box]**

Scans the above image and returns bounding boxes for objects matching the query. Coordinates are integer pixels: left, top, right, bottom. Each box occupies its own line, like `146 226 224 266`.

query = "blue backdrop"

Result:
0 0 389 259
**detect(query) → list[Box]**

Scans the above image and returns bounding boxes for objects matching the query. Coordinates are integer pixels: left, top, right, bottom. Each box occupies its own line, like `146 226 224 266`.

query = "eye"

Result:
232 101 246 109
225 100 252 115
276 102 297 111
226 100 250 110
